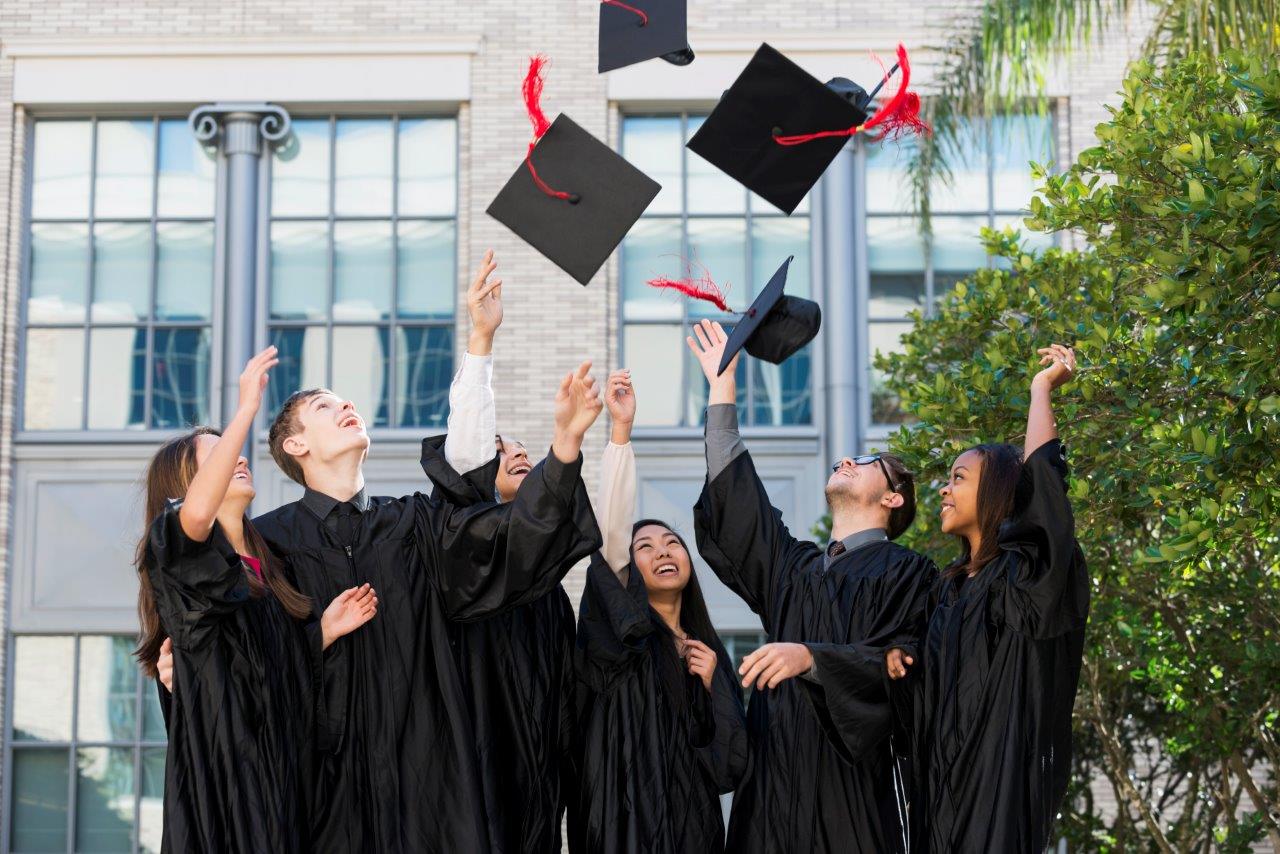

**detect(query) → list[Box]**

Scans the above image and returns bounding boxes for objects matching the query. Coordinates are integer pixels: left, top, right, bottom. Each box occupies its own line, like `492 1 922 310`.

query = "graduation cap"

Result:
598 0 695 73
487 56 661 286
648 256 820 375
687 43 928 215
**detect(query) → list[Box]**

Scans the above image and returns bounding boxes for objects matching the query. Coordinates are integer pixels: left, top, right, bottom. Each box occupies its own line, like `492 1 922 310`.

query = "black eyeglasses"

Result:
831 454 898 492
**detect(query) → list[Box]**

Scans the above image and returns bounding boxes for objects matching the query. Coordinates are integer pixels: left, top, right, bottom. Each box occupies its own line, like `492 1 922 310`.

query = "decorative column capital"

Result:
187 103 293 156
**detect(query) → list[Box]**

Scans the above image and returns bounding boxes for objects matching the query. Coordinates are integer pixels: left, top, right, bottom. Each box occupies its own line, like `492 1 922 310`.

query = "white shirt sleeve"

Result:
443 352 497 475
596 441 637 581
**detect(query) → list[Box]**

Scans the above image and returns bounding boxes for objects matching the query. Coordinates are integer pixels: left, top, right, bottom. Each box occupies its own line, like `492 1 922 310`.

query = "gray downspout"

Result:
822 141 860 460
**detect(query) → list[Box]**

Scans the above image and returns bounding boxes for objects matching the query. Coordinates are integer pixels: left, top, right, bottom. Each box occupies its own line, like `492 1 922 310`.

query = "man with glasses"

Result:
687 319 936 854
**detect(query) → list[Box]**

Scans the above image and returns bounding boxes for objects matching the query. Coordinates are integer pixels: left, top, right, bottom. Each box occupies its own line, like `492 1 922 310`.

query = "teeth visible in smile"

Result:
655 564 677 575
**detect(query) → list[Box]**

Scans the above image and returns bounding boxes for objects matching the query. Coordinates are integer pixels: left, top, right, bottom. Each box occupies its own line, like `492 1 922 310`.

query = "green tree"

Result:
877 52 1280 851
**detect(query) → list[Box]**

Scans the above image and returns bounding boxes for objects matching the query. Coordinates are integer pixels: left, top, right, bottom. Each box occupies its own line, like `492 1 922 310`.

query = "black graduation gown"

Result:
897 439 1089 853
253 441 601 853
569 553 749 854
418 435 578 854
693 450 936 854
145 501 322 854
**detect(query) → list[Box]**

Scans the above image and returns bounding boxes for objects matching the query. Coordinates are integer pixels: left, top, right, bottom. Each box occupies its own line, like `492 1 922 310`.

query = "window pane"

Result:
622 116 682 215
95 119 155 218
270 221 329 320
156 222 214 321
272 118 331 217
334 221 392 321
87 327 147 430
28 222 89 323
397 326 453 428
31 120 92 219
92 222 151 322
142 680 168 742
687 218 747 315
870 322 913 425
139 747 166 854
867 217 924 318
686 116 745 214
334 119 393 215
753 343 812 425
932 215 989 274
157 118 216 217
398 118 456 216
78 636 138 742
991 113 1054 211
865 138 913 214
13 636 74 741
75 747 135 852
752 217 810 300
152 327 212 430
23 329 85 430
625 324 685 426
684 334 747 425
269 327 328 415
398 220 455 319
10 749 69 852
930 118 988 213
332 326 390 428
622 218 683 321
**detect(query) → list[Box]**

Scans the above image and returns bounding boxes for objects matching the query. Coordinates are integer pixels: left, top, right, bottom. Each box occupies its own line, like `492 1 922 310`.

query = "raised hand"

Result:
1032 344 1076 392
237 346 279 418
686 318 737 405
605 369 635 444
466 250 503 355
886 647 914 680
157 637 174 693
738 642 814 691
321 583 379 650
682 638 718 693
551 361 604 464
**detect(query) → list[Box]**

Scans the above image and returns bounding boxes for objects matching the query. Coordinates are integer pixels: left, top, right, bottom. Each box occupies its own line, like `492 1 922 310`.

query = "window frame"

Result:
617 110 825 438
15 113 226 444
259 112 461 437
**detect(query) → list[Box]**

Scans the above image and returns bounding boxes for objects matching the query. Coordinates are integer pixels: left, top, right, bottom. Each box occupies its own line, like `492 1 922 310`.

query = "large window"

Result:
620 115 814 429
267 116 458 428
863 113 1056 425
22 118 216 432
6 635 167 853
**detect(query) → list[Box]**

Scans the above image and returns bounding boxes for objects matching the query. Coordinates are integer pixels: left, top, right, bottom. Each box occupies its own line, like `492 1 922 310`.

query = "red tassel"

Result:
647 271 731 313
601 0 649 26
774 44 930 146
523 55 576 202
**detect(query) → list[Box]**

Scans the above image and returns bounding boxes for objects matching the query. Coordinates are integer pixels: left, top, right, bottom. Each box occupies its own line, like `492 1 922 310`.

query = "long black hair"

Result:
630 519 729 712
942 443 1026 580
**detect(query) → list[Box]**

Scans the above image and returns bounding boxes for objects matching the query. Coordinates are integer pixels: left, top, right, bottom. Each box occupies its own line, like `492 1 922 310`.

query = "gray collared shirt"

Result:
823 527 890 570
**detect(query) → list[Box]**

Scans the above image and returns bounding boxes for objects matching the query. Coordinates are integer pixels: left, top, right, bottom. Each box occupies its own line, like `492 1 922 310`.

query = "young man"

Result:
254 252 604 853
687 319 936 854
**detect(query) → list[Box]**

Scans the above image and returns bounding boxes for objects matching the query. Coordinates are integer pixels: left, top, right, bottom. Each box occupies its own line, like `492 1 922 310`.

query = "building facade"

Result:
0 1 1145 849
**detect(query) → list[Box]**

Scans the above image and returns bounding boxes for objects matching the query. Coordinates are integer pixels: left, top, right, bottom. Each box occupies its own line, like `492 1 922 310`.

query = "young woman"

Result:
888 344 1089 852
569 371 749 854
135 347 377 853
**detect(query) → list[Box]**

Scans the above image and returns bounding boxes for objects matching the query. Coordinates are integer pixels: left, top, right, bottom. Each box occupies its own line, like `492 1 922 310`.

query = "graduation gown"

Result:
569 553 749 854
693 451 936 854
145 501 322 854
419 435 578 854
253 442 601 853
898 439 1089 853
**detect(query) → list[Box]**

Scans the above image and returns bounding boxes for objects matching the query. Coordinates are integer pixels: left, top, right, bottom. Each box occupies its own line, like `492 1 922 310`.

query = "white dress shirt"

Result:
443 352 498 475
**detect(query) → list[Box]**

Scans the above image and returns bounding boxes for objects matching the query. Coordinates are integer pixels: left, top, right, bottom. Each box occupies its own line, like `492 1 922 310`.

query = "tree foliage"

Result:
876 52 1280 851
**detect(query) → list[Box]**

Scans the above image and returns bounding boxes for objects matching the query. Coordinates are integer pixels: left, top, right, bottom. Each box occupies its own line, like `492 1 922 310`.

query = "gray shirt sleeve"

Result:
705 404 748 481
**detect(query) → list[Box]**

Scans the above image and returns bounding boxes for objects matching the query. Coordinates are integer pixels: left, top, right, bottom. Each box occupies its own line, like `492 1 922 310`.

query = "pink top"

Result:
240 554 263 581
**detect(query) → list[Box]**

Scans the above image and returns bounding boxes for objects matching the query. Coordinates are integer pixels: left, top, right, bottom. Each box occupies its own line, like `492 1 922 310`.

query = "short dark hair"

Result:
268 388 332 486
880 453 917 540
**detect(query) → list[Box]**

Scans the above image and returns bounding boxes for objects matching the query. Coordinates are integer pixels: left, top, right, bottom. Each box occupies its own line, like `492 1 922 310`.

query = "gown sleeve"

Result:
997 439 1090 639
690 656 750 792
145 499 251 651
575 553 654 688
693 450 820 634
416 445 603 621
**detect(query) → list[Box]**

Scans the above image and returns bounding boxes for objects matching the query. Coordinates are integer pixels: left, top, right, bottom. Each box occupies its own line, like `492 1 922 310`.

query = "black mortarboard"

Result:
488 58 662 286
687 43 879 215
598 0 694 73
717 255 821 375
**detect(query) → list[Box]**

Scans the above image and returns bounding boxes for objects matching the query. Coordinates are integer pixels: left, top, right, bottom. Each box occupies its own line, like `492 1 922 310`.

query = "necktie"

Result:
336 504 357 547
827 540 846 559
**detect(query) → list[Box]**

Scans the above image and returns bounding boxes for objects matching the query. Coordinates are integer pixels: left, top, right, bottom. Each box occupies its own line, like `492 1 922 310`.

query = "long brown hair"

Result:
135 427 312 676
943 443 1024 580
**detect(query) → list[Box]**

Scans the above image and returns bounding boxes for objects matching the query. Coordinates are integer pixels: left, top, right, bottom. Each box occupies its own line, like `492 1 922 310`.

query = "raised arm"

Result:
1025 343 1076 457
443 250 502 474
598 369 638 577
178 347 277 542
